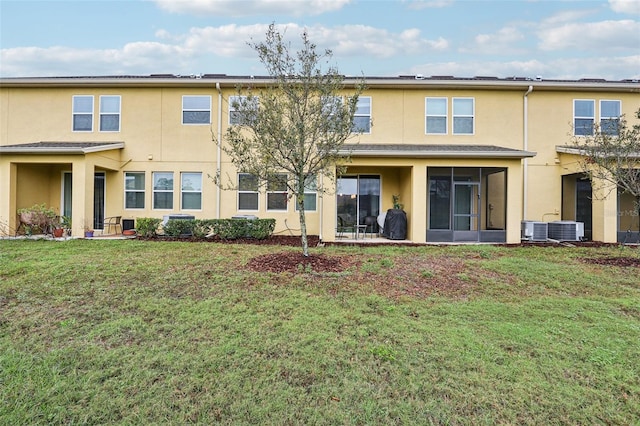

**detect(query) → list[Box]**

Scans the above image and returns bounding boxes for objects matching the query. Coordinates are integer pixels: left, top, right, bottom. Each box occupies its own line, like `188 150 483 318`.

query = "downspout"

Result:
318 172 323 241
216 82 222 219
523 85 533 219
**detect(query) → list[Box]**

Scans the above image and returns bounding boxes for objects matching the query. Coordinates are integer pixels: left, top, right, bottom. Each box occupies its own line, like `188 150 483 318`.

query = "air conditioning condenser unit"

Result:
521 221 548 241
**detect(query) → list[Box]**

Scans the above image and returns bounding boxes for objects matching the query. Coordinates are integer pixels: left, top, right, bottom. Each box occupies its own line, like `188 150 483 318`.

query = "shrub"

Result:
17 203 57 235
163 219 194 237
209 218 275 239
137 218 276 239
136 217 162 237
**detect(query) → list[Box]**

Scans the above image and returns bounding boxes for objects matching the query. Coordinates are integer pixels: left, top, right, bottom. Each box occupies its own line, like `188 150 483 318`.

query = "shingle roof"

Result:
341 144 536 158
0 141 124 154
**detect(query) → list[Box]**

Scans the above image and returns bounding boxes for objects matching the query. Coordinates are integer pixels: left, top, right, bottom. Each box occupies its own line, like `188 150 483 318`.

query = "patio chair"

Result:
102 216 122 235
363 215 378 238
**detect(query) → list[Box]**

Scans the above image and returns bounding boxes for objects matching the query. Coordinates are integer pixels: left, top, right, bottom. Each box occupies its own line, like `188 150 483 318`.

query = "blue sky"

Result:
1 0 638 80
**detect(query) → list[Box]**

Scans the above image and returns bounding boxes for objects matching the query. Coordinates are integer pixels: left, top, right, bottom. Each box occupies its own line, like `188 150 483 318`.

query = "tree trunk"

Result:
297 197 309 257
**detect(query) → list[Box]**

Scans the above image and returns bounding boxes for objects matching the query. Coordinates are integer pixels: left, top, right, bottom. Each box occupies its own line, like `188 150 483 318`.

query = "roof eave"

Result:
342 149 536 159
0 142 125 155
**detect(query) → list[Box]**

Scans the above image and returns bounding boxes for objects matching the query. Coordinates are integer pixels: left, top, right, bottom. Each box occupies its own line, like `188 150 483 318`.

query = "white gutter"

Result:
216 82 222 219
523 85 533 219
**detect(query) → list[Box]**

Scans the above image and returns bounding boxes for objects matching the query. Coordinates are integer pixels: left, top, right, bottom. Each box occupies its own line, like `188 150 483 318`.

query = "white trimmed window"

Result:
72 95 93 131
182 96 211 124
238 173 259 210
353 96 371 133
574 99 595 136
153 172 174 210
100 95 121 132
124 172 145 209
267 173 288 211
426 97 448 134
295 175 317 211
181 172 202 210
229 96 258 125
600 100 621 136
453 98 474 134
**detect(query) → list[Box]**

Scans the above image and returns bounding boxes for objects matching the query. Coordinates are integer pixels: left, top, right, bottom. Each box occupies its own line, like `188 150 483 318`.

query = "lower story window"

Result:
153 172 174 209
238 173 258 210
181 172 202 210
124 172 145 209
296 175 317 211
267 173 288 211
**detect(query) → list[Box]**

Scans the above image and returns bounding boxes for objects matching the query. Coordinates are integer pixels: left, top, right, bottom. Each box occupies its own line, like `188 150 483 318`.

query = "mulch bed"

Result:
247 251 347 273
583 256 640 267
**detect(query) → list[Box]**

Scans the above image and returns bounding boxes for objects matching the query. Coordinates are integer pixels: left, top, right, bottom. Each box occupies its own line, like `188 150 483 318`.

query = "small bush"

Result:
136 217 162 237
142 218 276 239
163 219 194 237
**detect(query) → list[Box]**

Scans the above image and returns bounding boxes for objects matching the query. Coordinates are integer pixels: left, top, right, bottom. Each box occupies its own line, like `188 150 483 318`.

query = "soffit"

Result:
341 144 536 159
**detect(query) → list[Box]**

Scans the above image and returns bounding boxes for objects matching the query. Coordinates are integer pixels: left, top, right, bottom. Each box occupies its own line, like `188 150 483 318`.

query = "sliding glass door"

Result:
337 175 380 231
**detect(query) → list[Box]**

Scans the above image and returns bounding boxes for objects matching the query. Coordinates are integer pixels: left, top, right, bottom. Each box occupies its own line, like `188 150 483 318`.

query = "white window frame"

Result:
72 95 94 132
574 99 595 136
182 95 211 125
238 173 259 211
181 172 202 210
353 96 371 134
267 173 288 212
152 172 174 210
599 99 621 136
99 95 121 132
229 95 258 125
295 175 317 212
124 172 145 209
452 97 474 135
425 97 448 135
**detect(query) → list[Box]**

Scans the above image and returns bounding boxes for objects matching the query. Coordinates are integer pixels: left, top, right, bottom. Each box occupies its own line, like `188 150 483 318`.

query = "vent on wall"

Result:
521 221 548 241
548 221 584 241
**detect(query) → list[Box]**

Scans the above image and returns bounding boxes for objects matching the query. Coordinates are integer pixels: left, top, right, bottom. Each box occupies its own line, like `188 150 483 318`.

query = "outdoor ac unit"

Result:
547 221 584 241
521 221 548 241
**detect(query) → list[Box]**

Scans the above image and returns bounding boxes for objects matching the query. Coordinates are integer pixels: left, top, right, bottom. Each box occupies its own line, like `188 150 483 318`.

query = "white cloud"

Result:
609 0 640 15
406 55 640 81
537 19 640 51
0 23 450 77
404 0 454 10
153 0 351 16
460 26 526 55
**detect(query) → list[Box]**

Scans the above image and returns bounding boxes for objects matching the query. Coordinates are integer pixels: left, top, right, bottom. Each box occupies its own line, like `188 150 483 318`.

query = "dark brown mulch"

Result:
583 256 640 267
141 234 319 246
247 252 347 273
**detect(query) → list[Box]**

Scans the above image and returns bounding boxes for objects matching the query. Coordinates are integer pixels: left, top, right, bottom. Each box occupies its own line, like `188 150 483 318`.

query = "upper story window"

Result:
100 96 121 132
353 96 371 133
182 96 211 125
124 172 145 209
425 97 448 134
600 100 621 136
453 98 474 135
72 95 93 132
238 173 259 210
153 172 174 210
181 172 202 210
574 99 595 136
229 96 258 125
267 173 288 211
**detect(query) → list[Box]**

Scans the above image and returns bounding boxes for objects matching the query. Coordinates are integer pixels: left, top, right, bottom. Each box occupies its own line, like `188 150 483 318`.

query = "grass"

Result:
1 239 639 424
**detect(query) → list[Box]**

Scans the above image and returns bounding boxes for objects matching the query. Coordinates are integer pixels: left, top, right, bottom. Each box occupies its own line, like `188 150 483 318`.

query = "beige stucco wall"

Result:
2 81 637 242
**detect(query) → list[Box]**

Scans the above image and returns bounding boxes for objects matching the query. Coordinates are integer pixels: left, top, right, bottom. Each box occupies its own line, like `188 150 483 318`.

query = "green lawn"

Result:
1 239 639 424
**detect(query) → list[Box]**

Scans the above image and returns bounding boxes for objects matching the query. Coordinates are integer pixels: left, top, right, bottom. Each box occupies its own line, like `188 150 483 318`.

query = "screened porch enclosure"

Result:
427 167 507 242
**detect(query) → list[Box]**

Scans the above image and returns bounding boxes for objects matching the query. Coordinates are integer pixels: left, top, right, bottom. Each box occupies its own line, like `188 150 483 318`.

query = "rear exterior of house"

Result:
1 75 638 243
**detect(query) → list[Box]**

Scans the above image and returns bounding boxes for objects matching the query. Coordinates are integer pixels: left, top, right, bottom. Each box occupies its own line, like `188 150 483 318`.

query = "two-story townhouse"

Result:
1 75 638 243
